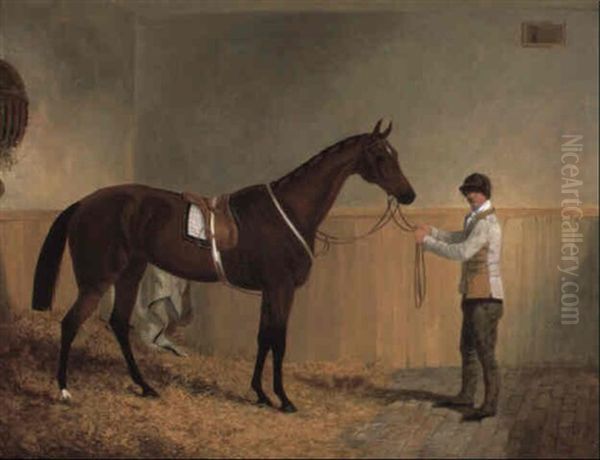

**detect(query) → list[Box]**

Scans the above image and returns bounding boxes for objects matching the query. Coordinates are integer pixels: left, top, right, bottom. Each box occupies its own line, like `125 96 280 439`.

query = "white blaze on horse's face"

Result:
384 143 395 157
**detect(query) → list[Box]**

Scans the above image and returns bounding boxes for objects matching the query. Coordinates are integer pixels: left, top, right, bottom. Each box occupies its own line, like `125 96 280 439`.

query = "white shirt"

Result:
465 199 492 229
422 200 504 299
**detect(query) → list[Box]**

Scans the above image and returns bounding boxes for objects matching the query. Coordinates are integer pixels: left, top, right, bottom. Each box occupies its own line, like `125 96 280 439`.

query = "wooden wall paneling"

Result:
2 209 598 369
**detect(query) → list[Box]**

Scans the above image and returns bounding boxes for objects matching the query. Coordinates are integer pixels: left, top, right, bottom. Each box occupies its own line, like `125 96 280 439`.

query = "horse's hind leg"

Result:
109 259 158 397
58 287 108 401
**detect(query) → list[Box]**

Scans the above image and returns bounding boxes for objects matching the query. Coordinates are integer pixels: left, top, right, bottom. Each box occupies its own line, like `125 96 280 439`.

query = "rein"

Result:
213 189 426 307
315 195 396 253
315 197 427 309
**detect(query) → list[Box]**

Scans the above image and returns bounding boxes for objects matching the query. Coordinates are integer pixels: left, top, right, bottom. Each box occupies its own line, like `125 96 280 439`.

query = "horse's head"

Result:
356 120 416 205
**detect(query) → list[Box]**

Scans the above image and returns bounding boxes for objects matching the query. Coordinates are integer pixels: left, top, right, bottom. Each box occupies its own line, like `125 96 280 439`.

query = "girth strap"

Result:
208 202 261 296
209 198 227 283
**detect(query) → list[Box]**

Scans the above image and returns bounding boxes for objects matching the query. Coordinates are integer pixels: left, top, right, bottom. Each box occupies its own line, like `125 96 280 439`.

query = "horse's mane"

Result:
275 134 365 186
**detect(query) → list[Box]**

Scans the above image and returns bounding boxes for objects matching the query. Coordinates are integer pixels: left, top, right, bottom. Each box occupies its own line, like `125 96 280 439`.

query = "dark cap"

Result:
459 173 492 199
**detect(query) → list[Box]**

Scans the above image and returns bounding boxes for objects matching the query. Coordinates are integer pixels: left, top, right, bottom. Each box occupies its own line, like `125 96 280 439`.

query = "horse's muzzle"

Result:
397 190 416 205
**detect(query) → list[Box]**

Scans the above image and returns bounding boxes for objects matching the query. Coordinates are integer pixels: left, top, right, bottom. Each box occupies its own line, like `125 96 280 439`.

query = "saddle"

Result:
182 191 239 251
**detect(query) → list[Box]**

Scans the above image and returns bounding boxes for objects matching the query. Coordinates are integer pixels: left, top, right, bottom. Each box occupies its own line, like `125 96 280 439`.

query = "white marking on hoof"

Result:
59 389 72 402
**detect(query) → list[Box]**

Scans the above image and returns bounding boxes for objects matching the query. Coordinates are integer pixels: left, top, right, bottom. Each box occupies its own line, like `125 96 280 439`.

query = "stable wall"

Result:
3 209 597 368
185 209 599 368
132 3 598 367
0 0 136 209
0 0 135 350
134 5 598 208
0 1 597 368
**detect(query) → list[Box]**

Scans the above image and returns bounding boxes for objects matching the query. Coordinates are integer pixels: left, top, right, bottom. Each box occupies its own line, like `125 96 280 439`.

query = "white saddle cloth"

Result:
186 203 208 240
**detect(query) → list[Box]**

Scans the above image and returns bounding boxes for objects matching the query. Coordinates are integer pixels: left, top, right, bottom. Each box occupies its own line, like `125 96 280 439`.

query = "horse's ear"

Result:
382 121 392 138
372 119 382 136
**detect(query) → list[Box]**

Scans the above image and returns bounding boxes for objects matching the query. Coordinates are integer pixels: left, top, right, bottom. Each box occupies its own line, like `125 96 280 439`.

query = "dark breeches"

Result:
459 299 503 410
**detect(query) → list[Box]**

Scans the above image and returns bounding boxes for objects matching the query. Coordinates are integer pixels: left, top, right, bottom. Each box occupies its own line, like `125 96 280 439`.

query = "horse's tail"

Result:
31 202 80 311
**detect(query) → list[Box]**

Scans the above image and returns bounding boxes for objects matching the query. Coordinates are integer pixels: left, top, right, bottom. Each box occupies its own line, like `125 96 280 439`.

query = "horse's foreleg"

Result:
109 259 158 397
58 289 106 400
272 330 295 411
268 283 296 413
272 327 295 412
251 296 274 407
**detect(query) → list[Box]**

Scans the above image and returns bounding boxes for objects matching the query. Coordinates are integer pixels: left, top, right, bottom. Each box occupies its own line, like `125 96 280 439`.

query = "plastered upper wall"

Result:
0 0 135 210
134 6 598 208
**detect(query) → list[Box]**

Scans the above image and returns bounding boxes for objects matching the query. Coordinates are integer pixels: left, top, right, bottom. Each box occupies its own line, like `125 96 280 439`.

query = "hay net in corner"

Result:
0 58 29 162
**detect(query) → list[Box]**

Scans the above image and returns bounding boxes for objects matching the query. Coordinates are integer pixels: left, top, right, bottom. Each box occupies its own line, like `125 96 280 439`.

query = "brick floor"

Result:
343 366 599 458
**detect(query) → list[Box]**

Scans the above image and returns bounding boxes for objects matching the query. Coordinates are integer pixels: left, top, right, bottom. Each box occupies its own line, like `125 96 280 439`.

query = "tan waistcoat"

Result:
463 208 495 299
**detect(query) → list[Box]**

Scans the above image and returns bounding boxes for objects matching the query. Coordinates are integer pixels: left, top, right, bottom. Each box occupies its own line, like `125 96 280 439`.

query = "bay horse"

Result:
31 120 415 412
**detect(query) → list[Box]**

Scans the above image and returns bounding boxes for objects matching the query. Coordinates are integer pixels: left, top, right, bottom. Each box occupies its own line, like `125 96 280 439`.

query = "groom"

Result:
414 173 504 421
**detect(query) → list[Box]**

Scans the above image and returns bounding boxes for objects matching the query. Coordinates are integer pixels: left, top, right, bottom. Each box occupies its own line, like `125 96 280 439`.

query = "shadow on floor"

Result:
293 373 473 417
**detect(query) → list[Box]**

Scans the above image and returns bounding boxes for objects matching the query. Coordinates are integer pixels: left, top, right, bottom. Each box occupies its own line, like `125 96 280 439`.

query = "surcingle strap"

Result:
265 183 314 263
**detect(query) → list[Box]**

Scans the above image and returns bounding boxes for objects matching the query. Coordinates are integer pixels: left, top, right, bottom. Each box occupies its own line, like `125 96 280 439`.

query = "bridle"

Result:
315 136 426 308
219 135 427 308
315 195 426 309
221 188 427 308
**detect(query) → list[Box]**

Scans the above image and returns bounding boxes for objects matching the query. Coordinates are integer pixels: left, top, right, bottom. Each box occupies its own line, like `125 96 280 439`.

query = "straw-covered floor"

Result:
0 312 396 458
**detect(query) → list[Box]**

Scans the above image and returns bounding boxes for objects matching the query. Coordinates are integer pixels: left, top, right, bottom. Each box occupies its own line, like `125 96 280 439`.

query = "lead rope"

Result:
214 191 426 306
315 196 426 309
390 205 427 309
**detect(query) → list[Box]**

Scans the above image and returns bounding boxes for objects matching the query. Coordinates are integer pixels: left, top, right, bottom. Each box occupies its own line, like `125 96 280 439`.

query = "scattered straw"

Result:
0 312 396 458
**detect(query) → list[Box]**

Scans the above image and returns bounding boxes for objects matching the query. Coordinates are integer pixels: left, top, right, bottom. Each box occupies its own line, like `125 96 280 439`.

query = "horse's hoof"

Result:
142 386 160 398
280 401 297 413
256 396 274 408
59 389 72 403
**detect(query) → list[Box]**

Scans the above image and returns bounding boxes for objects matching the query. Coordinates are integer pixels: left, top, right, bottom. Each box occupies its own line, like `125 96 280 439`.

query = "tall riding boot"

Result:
481 360 500 414
435 303 477 408
456 349 478 403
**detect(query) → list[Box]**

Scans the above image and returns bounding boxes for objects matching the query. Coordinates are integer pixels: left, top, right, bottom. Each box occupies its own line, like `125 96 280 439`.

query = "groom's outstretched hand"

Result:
414 224 432 243
418 224 432 234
